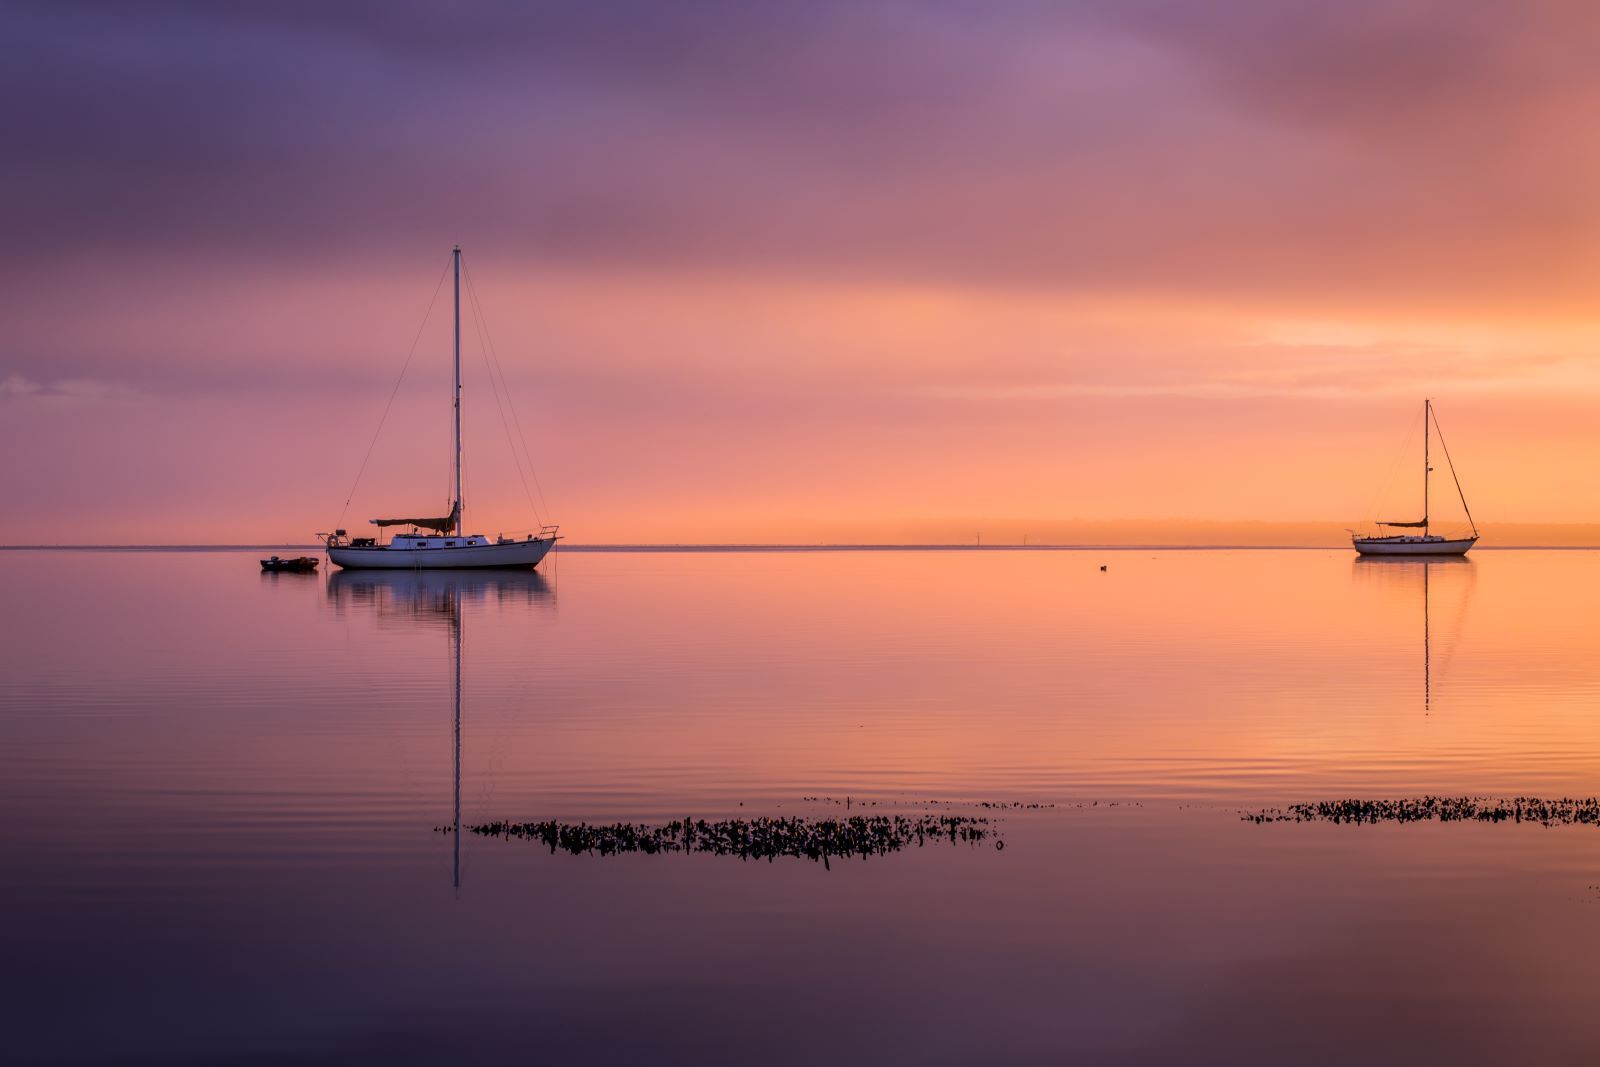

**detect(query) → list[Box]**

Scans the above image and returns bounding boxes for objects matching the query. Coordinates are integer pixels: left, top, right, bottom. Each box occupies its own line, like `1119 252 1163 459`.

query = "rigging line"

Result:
460 264 541 526
461 258 553 518
461 259 548 517
464 268 545 526
465 273 541 524
1429 405 1478 535
337 257 452 526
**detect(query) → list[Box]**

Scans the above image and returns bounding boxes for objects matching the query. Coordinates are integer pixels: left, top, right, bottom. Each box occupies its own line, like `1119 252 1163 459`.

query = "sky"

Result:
4 0 1600 544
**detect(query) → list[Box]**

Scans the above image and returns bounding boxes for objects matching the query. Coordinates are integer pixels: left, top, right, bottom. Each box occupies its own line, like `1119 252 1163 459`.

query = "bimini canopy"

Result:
370 501 458 534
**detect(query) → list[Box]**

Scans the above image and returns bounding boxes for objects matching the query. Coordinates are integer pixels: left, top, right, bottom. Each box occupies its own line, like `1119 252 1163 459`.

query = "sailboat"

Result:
1352 399 1478 557
321 247 560 570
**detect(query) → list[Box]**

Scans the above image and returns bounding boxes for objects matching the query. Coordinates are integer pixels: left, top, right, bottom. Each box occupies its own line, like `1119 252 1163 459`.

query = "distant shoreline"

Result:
5 543 1600 553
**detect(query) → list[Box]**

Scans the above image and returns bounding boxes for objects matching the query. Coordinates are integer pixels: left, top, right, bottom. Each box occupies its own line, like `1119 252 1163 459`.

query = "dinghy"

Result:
260 555 319 573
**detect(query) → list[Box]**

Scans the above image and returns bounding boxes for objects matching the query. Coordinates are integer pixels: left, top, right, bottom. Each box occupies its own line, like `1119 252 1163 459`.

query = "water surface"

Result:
4 548 1600 1064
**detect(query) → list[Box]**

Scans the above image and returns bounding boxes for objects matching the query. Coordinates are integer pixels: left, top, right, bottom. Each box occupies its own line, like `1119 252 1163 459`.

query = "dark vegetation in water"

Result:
1245 796 1600 827
443 814 1000 865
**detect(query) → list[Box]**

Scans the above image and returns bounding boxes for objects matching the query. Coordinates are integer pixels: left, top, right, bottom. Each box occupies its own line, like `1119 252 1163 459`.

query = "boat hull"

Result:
328 537 556 570
1352 535 1477 557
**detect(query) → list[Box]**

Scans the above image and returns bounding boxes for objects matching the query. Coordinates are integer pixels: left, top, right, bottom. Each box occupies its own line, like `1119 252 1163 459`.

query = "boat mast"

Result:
1423 398 1430 538
453 245 462 537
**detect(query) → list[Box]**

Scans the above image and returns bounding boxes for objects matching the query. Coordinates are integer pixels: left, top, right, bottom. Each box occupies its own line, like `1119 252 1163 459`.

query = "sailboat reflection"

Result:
326 570 553 887
326 569 553 628
326 571 1001 873
1353 557 1474 713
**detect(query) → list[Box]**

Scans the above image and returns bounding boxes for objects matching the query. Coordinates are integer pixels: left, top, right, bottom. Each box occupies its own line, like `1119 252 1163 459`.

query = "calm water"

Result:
5 547 1600 1064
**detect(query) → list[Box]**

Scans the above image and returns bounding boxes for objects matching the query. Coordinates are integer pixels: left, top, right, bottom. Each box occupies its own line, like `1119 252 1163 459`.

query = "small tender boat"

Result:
1353 399 1479 557
260 555 319 573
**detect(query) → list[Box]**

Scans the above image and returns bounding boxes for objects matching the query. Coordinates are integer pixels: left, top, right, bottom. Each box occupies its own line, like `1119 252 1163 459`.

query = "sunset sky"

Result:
5 1 1600 544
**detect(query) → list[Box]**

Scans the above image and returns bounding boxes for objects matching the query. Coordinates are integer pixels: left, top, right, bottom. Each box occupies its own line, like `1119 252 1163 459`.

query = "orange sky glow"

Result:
4 2 1600 544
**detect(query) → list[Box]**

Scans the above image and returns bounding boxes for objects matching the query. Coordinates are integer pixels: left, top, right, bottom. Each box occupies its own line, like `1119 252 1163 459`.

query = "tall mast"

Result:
453 245 462 536
1423 398 1430 537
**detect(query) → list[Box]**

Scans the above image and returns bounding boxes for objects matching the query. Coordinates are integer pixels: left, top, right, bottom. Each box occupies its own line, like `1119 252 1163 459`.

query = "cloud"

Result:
0 373 144 405
0 374 40 400
4 1 1596 310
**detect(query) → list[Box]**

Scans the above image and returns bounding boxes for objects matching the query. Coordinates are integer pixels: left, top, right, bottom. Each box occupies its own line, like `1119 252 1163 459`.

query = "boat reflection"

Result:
325 568 553 629
1353 556 1475 713
258 568 319 583
324 569 552 889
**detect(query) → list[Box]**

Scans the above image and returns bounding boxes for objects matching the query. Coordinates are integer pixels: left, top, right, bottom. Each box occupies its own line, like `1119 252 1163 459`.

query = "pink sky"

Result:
4 2 1600 543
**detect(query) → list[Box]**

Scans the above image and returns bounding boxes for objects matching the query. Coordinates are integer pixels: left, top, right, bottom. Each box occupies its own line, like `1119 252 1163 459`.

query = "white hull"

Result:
1352 535 1476 557
328 536 556 570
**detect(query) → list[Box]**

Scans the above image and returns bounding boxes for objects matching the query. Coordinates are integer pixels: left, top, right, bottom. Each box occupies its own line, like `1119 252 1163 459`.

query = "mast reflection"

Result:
325 570 554 887
1353 556 1474 713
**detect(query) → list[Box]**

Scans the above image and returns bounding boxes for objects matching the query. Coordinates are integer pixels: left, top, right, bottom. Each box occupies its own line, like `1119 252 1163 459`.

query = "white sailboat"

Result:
321 247 560 570
1352 399 1478 557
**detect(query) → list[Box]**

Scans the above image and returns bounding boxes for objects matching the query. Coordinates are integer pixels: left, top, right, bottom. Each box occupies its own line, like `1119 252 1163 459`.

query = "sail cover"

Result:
370 501 459 533
1378 518 1429 528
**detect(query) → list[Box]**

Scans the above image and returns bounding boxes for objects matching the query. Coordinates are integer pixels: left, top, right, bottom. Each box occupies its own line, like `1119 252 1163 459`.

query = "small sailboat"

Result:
321 247 559 570
1353 399 1478 557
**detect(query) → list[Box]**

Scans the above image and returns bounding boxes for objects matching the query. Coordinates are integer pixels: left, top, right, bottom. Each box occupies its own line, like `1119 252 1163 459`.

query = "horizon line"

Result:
6 543 1600 553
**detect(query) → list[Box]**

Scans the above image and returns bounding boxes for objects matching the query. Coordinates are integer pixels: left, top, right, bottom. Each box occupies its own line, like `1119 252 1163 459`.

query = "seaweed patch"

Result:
1244 796 1600 827
442 814 1000 865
